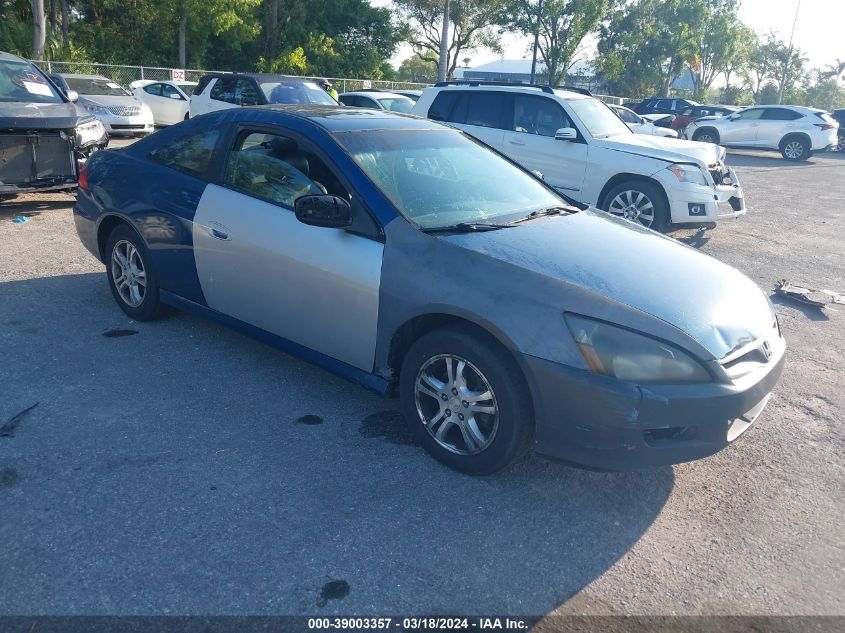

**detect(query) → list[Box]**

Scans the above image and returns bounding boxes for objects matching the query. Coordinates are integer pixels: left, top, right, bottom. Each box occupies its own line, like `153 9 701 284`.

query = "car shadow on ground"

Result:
0 273 675 616
0 195 76 219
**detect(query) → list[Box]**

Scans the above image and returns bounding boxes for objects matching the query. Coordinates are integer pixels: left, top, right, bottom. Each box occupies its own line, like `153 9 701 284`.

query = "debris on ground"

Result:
12 216 29 224
0 402 39 438
775 280 845 309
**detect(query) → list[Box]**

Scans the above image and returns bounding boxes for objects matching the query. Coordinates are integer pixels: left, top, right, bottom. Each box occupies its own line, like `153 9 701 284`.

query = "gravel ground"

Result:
0 146 842 617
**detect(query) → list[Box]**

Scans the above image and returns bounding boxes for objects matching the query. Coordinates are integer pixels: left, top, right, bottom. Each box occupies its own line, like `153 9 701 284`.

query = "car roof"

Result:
0 51 31 63
57 73 112 80
340 91 409 99
203 104 449 133
197 72 318 83
428 83 591 100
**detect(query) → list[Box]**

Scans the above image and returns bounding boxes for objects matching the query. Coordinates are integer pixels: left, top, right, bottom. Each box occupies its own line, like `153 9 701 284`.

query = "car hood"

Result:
440 210 773 359
0 100 85 130
596 132 724 167
79 95 142 107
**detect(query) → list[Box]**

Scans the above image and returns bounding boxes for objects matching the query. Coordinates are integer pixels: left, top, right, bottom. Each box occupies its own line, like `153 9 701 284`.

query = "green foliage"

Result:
397 52 439 83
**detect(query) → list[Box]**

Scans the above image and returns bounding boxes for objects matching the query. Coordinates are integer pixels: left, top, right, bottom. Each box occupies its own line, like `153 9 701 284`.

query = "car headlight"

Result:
83 103 109 115
565 314 711 383
667 163 709 186
75 119 106 145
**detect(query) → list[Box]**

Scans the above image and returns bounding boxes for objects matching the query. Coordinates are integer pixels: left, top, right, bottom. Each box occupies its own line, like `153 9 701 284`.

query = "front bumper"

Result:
656 167 746 224
523 340 785 471
93 113 154 136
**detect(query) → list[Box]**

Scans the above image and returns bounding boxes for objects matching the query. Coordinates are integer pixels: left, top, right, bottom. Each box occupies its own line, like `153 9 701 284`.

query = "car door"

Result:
138 83 165 123
207 77 240 113
502 93 587 196
719 107 765 145
159 82 188 124
440 90 507 151
191 127 384 372
758 107 803 148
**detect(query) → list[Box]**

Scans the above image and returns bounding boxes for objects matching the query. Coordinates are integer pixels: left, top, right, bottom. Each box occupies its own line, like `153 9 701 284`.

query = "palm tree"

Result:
823 58 845 111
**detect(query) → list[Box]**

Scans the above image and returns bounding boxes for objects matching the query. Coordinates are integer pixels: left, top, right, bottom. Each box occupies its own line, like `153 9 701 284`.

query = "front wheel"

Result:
780 136 810 161
105 224 169 321
399 327 533 475
601 180 669 232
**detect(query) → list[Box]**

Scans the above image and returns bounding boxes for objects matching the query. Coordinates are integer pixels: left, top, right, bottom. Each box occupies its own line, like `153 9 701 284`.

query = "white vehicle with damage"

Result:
412 82 745 231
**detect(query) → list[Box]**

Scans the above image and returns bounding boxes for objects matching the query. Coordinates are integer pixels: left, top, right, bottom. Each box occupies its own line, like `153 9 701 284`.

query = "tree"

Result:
509 0 609 87
30 0 45 59
745 33 805 104
397 52 440 83
690 0 746 99
596 0 707 98
394 0 508 79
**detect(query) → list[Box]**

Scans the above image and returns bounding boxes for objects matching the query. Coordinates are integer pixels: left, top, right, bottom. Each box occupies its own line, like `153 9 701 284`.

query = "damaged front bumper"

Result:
523 337 785 470
0 124 108 195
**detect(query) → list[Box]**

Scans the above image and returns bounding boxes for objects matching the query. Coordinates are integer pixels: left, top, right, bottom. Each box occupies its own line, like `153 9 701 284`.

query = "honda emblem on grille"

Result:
761 340 772 361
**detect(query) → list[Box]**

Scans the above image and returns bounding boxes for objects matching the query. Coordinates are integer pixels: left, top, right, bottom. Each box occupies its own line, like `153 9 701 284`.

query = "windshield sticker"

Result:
23 80 53 96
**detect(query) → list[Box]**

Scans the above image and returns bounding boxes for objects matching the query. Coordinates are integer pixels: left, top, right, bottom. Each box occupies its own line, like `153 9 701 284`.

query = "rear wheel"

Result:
399 327 533 475
105 224 169 321
836 133 845 152
780 135 810 161
692 128 719 145
602 180 669 232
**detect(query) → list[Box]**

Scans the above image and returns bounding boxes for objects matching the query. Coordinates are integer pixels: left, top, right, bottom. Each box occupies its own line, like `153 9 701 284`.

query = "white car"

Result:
52 74 154 137
686 105 839 161
338 91 415 113
609 104 678 138
412 83 744 231
131 79 197 125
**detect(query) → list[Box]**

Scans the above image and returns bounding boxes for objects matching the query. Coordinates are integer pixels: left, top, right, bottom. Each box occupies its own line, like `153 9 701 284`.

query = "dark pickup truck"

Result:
1 51 108 198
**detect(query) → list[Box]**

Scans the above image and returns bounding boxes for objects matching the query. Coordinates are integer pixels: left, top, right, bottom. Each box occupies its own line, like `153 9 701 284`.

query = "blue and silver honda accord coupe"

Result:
73 105 785 474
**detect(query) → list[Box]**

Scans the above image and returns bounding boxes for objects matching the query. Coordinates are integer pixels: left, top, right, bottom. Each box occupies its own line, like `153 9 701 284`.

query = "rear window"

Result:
815 112 838 125
149 122 223 179
261 80 335 105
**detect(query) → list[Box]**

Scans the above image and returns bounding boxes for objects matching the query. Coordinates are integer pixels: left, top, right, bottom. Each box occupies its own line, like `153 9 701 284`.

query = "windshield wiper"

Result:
421 221 517 234
508 206 577 225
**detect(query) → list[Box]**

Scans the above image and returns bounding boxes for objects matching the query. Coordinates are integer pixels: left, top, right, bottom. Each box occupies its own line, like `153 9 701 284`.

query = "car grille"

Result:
708 162 732 186
107 105 141 117
720 320 781 380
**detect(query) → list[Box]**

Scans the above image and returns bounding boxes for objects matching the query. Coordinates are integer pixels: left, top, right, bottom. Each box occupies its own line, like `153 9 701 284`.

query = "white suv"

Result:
686 105 839 161
411 82 745 232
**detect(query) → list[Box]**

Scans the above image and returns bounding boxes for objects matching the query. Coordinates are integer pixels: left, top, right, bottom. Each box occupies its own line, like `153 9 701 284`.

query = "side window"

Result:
360 97 379 108
149 123 222 179
734 108 764 121
656 99 672 110
161 83 181 99
513 95 569 136
224 131 334 209
339 95 356 107
143 83 163 96
234 79 261 106
210 78 236 102
193 75 213 96
464 92 509 129
763 108 802 121
428 91 458 121
681 107 694 116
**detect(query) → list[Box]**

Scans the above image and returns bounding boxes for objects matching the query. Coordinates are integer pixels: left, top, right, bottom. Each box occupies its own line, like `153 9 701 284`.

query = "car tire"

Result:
105 224 169 321
184 113 190 121
399 326 533 475
601 180 669 232
836 133 845 152
692 128 720 145
780 135 810 161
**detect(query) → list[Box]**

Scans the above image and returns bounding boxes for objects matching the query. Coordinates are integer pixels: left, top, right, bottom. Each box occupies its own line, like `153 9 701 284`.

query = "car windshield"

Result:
567 98 632 138
65 77 129 96
261 80 336 105
336 128 565 230
0 60 63 103
377 97 414 113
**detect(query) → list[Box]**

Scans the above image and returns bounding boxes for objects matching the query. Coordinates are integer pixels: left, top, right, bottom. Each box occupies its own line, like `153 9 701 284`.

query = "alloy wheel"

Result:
696 133 714 144
414 354 499 455
110 239 146 307
784 140 805 159
608 190 655 227
836 135 845 152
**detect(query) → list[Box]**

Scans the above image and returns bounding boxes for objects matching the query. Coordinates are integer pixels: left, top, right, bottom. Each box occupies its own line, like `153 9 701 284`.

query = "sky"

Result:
374 0 843 71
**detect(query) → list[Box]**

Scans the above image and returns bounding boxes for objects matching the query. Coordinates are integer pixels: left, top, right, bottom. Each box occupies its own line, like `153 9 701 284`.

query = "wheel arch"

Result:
779 131 812 150
96 214 145 262
691 126 720 143
597 172 669 211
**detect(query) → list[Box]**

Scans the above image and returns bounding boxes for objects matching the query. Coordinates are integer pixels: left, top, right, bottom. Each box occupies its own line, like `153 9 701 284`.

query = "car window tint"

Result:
734 108 764 120
763 108 802 121
161 83 181 98
223 132 326 209
143 83 163 96
513 95 569 135
681 107 693 116
428 91 458 121
149 124 222 179
464 92 509 129
656 100 672 109
235 79 261 105
210 78 236 102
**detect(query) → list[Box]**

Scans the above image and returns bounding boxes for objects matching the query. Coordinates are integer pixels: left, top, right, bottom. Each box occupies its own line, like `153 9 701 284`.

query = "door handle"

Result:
208 221 230 241
508 139 526 146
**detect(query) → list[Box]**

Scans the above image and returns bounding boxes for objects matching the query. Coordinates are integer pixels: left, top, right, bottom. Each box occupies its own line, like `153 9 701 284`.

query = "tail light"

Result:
78 161 89 191
815 123 836 130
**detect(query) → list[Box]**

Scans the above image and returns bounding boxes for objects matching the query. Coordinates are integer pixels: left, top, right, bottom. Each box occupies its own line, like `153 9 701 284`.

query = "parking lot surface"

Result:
1 145 843 616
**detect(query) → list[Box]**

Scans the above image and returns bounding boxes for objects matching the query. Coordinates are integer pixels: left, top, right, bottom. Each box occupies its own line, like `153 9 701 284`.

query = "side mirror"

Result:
66 89 79 103
294 194 352 228
554 127 577 141
169 93 183 100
